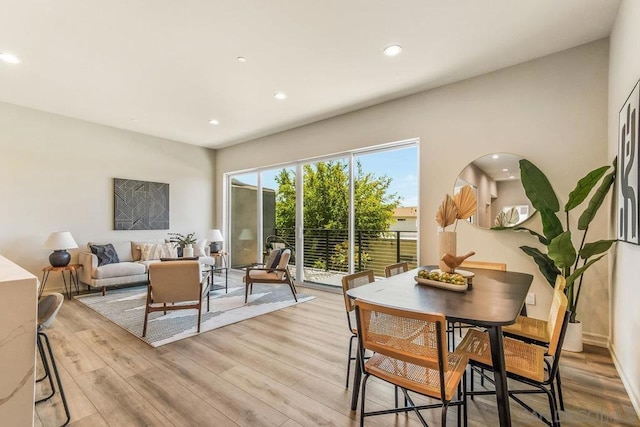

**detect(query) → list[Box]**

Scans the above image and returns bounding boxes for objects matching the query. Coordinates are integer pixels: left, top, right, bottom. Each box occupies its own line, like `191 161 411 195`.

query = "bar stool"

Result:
36 293 70 426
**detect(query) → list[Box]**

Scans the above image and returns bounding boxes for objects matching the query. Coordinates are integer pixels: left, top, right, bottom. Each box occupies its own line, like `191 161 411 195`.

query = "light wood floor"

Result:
34 284 639 427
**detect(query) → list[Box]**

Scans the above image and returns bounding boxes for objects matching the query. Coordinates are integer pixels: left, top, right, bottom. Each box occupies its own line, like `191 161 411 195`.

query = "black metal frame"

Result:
36 329 71 426
502 328 565 411
354 305 466 427
466 311 571 427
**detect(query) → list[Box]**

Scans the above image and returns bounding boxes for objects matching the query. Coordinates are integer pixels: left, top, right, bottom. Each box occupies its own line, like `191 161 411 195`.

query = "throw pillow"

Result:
140 243 177 260
194 239 207 257
263 249 279 268
270 249 284 269
89 243 120 267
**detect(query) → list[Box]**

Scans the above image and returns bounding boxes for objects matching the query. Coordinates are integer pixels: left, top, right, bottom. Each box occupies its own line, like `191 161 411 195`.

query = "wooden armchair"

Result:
244 248 297 303
143 261 211 337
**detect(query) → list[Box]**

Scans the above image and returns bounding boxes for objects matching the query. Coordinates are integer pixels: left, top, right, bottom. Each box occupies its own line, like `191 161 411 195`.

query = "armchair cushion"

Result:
89 243 120 267
247 269 281 281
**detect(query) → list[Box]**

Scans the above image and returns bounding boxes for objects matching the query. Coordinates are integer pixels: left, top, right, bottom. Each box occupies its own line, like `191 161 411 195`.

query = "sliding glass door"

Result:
300 158 351 285
354 146 419 277
226 140 418 285
229 173 259 268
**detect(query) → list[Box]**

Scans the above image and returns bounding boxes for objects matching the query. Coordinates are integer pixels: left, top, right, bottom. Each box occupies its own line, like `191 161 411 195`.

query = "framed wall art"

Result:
114 178 169 230
618 80 640 245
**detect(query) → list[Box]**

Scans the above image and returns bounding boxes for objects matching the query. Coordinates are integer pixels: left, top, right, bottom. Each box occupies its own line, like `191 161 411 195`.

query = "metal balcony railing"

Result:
270 228 417 278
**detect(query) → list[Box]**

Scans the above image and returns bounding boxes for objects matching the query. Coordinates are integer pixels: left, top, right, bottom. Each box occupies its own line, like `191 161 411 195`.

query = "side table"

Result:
40 264 82 299
207 252 228 294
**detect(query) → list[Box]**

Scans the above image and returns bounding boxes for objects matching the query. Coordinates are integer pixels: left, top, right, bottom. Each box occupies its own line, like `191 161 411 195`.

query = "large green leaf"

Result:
578 169 615 230
520 159 560 213
520 246 560 285
580 239 615 259
540 207 564 242
548 231 576 269
566 255 605 288
564 166 609 212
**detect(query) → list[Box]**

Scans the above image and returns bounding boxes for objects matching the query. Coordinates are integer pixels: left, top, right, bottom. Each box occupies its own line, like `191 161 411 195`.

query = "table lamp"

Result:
43 231 78 267
208 229 224 253
238 228 254 241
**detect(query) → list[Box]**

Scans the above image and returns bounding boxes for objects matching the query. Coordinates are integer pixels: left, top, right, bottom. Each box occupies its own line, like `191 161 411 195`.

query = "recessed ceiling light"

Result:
383 45 403 57
0 52 20 64
274 91 287 100
509 175 515 179
492 154 500 159
502 168 509 172
209 119 220 125
237 56 247 63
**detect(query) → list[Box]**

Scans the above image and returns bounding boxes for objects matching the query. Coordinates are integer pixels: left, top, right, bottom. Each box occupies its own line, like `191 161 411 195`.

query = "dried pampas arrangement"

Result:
436 185 478 230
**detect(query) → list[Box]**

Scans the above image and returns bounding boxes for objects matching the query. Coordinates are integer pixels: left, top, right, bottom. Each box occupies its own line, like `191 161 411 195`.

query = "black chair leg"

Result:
556 370 565 411
469 367 475 401
462 369 468 427
36 338 49 383
441 401 449 426
35 336 55 403
346 334 356 388
37 332 71 426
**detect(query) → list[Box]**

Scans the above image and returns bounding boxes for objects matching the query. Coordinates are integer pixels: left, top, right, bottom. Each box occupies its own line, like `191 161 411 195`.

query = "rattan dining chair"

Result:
384 262 409 278
355 299 468 426
502 276 568 409
36 293 71 426
457 289 569 427
341 270 375 388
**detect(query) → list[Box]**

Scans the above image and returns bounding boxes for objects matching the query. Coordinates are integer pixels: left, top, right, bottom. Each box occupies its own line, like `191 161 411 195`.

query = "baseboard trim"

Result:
582 331 609 347
609 343 640 420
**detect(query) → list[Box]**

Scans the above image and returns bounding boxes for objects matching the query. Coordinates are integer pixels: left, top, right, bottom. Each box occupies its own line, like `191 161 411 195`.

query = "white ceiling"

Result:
0 1 620 149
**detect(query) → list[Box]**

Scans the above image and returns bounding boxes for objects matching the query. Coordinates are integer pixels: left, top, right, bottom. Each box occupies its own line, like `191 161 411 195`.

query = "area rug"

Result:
74 277 314 347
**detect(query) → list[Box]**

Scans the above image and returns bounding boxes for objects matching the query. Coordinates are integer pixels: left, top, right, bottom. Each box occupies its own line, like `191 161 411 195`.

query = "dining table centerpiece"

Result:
436 185 477 272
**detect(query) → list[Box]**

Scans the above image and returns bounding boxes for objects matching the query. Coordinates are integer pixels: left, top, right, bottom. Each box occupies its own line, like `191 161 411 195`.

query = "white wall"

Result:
0 102 216 292
608 0 640 415
216 39 610 335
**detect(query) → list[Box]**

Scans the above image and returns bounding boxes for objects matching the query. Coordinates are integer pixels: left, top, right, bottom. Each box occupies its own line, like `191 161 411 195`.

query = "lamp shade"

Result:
43 231 78 250
207 229 224 242
238 228 254 240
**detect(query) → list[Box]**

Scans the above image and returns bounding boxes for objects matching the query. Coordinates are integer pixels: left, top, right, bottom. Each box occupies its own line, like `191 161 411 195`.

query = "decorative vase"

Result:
182 244 194 258
438 231 457 273
563 321 583 352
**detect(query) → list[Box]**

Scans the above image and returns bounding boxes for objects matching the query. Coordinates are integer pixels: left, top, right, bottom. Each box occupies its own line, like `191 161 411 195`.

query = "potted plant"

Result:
168 232 197 257
496 159 616 352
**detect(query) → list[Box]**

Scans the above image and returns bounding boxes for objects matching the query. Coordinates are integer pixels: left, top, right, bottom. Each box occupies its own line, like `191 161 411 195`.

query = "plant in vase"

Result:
435 185 477 272
496 159 616 351
168 232 197 257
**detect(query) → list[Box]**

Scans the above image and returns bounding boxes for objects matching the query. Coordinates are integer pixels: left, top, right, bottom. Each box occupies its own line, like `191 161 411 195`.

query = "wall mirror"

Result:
454 153 533 229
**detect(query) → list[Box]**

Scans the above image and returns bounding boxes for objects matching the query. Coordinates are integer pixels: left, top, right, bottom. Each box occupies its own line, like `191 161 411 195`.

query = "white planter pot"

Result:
563 321 583 353
183 244 194 258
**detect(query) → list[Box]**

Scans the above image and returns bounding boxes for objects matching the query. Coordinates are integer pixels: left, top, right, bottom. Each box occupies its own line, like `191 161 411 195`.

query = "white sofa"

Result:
78 240 215 295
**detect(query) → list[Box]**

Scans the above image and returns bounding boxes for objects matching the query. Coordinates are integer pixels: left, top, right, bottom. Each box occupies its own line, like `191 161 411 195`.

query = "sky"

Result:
240 145 419 208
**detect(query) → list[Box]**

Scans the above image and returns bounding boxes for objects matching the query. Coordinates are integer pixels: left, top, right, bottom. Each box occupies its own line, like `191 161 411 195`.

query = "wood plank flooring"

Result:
34 283 639 426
